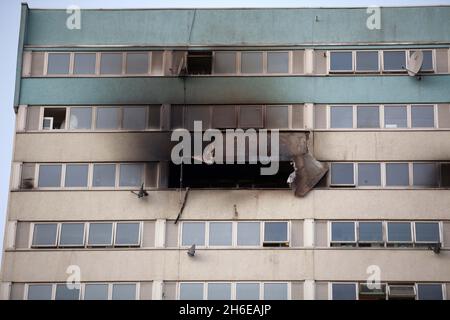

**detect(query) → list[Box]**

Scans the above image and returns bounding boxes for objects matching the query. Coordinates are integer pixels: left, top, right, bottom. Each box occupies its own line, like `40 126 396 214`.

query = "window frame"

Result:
415 283 444 300
355 50 380 73
413 221 442 244
45 52 72 76
328 51 354 73
40 106 69 131
357 221 385 244
99 52 125 76
262 221 290 246
72 52 98 76
328 105 355 129
36 163 64 189
329 221 357 245
68 106 94 131
124 51 152 75
113 221 142 247
386 221 414 244
329 162 356 187
212 51 238 75
58 222 87 248
381 50 407 73
30 222 59 248
86 222 115 247
356 162 382 187
25 283 56 300
329 282 358 300
63 163 90 189
265 51 292 75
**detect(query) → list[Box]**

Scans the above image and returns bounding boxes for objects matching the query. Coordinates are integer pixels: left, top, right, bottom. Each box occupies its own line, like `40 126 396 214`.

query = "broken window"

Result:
47 53 70 74
73 53 96 75
332 283 357 300
384 105 407 128
187 51 212 75
213 51 236 74
43 108 67 130
263 222 288 247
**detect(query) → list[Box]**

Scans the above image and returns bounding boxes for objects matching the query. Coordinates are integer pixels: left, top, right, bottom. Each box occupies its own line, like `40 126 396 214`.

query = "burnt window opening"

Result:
168 162 292 189
43 108 67 130
187 51 212 75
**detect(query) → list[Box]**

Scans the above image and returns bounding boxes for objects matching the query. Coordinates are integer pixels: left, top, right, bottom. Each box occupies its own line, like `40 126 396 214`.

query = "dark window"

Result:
330 52 352 71
387 222 412 242
239 105 263 128
27 285 53 300
417 284 443 300
55 284 80 300
441 163 450 187
264 222 288 244
331 163 354 185
359 222 383 242
123 107 147 130
332 283 357 300
415 222 440 243
43 108 66 130
331 222 355 242
413 163 438 187
266 105 289 129
187 51 212 75
214 52 236 74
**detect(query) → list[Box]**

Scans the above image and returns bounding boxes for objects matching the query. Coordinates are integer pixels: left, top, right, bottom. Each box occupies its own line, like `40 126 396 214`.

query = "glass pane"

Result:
330 106 353 128
208 283 231 300
88 223 113 245
32 223 57 246
100 53 122 74
119 164 143 187
65 164 89 187
332 283 356 300
55 284 80 300
115 222 140 245
148 105 161 129
267 52 289 73
359 222 383 242
214 52 236 74
112 284 136 300
410 50 433 70
60 223 85 246
413 163 438 187
122 107 147 130
266 105 289 129
239 105 263 128
330 52 352 71
411 105 434 128
27 284 53 300
387 222 412 242
264 283 288 300
180 283 204 300
264 222 288 242
93 164 116 187
357 106 379 128
96 107 119 129
383 51 406 70
182 222 205 246
212 106 236 129
358 163 381 186
236 283 260 300
331 222 355 242
70 107 92 129
386 163 409 186
415 222 440 242
47 53 70 74
38 165 62 187
84 284 108 300
356 51 379 71
237 222 260 246
185 105 210 131
209 222 232 246
331 163 354 185
384 105 407 128
241 52 263 73
126 52 149 74
417 284 443 300
73 53 96 74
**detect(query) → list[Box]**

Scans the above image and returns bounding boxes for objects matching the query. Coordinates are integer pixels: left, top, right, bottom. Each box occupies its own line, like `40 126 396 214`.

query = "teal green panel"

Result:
20 76 450 105
25 7 450 46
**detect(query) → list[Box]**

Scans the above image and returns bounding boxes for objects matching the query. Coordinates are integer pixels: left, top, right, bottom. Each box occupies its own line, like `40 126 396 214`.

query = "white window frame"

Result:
415 283 445 300
58 222 87 248
356 162 382 188
329 282 359 300
386 221 414 244
124 51 152 76
36 163 64 189
40 106 68 131
30 222 59 248
329 221 357 245
67 106 94 131
410 104 437 129
91 163 118 189
354 50 381 73
207 221 234 248
179 221 207 248
329 162 356 187
382 104 409 129
63 163 90 189
24 283 56 300
262 221 290 246
356 221 385 244
86 222 115 247
113 221 143 247
327 51 354 73
72 52 98 76
381 49 407 73
236 221 262 248
413 221 442 244
99 52 125 76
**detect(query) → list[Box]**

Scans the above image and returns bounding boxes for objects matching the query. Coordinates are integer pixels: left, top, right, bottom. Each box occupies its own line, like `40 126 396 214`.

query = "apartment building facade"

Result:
1 4 450 300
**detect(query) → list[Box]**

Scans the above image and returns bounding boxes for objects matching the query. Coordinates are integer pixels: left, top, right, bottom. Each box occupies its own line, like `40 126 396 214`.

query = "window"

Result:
187 51 212 75
122 107 147 130
263 222 288 246
417 284 443 300
330 163 354 186
386 163 409 186
32 223 58 247
331 222 356 244
209 222 232 246
96 107 120 129
126 52 149 74
237 222 260 246
47 53 70 74
413 163 438 187
27 284 53 300
112 284 136 300
388 285 416 300
358 222 383 243
266 105 289 129
212 105 236 128
115 222 140 246
38 165 62 187
357 163 381 186
88 223 113 246
415 222 440 243
84 284 108 300
73 53 96 75
236 283 260 300
65 164 89 187
263 283 288 300
100 53 123 74
182 222 205 246
357 106 379 128
185 105 211 131
241 52 263 74
359 283 386 300
93 164 116 187
330 52 352 72
356 51 379 71
208 283 231 300
383 51 406 71
239 105 263 128
179 283 204 300
267 52 289 73
59 223 85 246
55 284 80 300
119 164 144 187
410 50 433 71
330 106 353 128
384 105 407 128
441 163 450 187
43 108 66 130
387 222 412 244
213 52 236 74
332 283 357 300
411 105 434 128
69 107 92 129
148 105 161 129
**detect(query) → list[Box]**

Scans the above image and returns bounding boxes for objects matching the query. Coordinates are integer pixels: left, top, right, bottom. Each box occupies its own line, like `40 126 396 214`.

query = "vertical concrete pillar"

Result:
152 280 163 300
303 218 315 247
304 103 314 130
16 105 27 132
304 280 315 300
304 49 314 75
155 219 166 248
